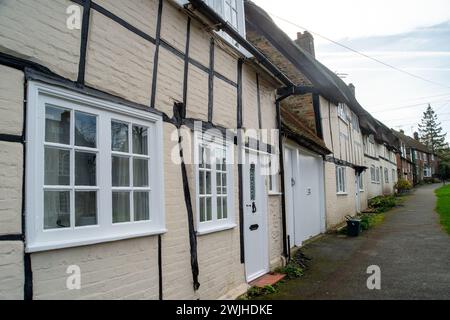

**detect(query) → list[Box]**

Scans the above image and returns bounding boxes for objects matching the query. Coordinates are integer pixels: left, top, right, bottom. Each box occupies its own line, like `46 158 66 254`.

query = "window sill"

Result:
268 192 282 196
26 228 167 253
196 223 237 236
336 192 348 196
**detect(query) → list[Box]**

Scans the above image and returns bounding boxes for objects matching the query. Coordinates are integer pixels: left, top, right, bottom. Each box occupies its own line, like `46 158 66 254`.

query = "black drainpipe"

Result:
276 89 295 260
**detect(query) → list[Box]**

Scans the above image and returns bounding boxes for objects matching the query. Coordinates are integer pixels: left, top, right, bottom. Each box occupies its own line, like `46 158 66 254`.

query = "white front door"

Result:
355 174 361 213
243 150 269 281
297 153 322 242
284 146 324 247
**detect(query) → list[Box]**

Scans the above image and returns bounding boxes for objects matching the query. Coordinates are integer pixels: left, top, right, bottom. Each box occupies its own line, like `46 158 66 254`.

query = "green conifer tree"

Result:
418 104 447 154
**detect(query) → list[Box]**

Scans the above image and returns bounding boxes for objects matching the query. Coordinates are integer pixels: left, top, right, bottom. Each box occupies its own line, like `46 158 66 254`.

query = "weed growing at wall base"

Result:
368 195 397 213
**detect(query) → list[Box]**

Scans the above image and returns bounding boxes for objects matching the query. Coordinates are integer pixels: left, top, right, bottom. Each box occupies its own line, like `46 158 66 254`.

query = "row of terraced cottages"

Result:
0 0 400 300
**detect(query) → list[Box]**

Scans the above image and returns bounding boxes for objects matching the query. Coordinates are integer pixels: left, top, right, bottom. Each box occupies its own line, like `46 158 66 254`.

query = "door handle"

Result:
252 202 257 213
249 224 259 231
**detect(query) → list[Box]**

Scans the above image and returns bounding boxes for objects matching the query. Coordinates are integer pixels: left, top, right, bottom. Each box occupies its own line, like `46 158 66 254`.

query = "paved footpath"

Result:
265 184 450 300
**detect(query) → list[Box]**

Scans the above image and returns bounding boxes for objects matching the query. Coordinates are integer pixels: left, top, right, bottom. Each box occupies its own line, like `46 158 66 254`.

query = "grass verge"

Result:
435 184 450 235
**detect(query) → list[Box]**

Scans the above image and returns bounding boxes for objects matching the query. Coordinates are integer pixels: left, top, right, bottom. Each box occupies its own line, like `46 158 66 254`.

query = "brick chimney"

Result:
295 31 315 58
414 132 419 140
399 129 405 134
348 83 355 97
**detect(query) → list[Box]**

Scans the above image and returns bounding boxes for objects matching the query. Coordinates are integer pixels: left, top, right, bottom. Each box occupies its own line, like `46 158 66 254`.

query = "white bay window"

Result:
26 82 165 252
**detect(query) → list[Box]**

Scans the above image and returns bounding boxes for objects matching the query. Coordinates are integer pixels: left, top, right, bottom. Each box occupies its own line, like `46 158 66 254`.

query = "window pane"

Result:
222 173 227 193
134 191 150 221
44 191 70 229
338 168 342 191
206 171 211 194
199 171 205 195
45 105 70 144
338 167 344 192
216 172 222 194
224 1 231 21
133 158 149 187
205 147 211 169
44 147 70 186
199 197 205 222
231 9 237 27
75 191 97 227
199 146 204 168
216 149 226 171
217 197 222 220
132 125 148 155
75 112 96 148
199 146 212 169
222 196 227 219
75 152 96 186
112 156 129 186
206 197 212 221
111 121 129 152
250 163 256 200
112 192 130 223
222 156 226 172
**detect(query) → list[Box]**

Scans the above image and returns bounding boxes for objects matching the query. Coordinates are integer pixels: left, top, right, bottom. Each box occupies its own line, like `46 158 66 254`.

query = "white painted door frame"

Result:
284 146 297 248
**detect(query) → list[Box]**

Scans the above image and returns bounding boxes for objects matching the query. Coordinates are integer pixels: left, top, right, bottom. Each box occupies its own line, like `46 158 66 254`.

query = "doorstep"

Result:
249 273 286 288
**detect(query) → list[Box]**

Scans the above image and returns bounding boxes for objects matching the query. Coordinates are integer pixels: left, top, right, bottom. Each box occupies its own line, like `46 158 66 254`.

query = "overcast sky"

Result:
253 0 450 142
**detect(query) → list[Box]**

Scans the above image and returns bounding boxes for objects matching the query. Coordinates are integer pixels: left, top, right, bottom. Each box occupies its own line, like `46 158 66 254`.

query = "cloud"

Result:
319 51 450 58
255 0 450 40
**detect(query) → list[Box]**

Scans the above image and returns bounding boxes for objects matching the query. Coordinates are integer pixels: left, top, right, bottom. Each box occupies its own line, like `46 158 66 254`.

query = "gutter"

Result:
187 0 294 87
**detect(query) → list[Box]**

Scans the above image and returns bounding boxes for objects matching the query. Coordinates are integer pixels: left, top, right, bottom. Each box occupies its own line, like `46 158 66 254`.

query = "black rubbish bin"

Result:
346 215 361 237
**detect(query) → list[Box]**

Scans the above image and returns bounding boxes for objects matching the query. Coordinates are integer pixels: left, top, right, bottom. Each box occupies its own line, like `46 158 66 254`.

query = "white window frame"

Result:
337 103 347 122
392 169 396 182
384 167 389 183
267 154 279 194
370 165 376 183
340 132 349 162
351 112 360 132
401 143 406 158
336 166 347 194
424 166 432 178
194 132 236 235
191 0 249 55
26 82 165 252
375 167 380 183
